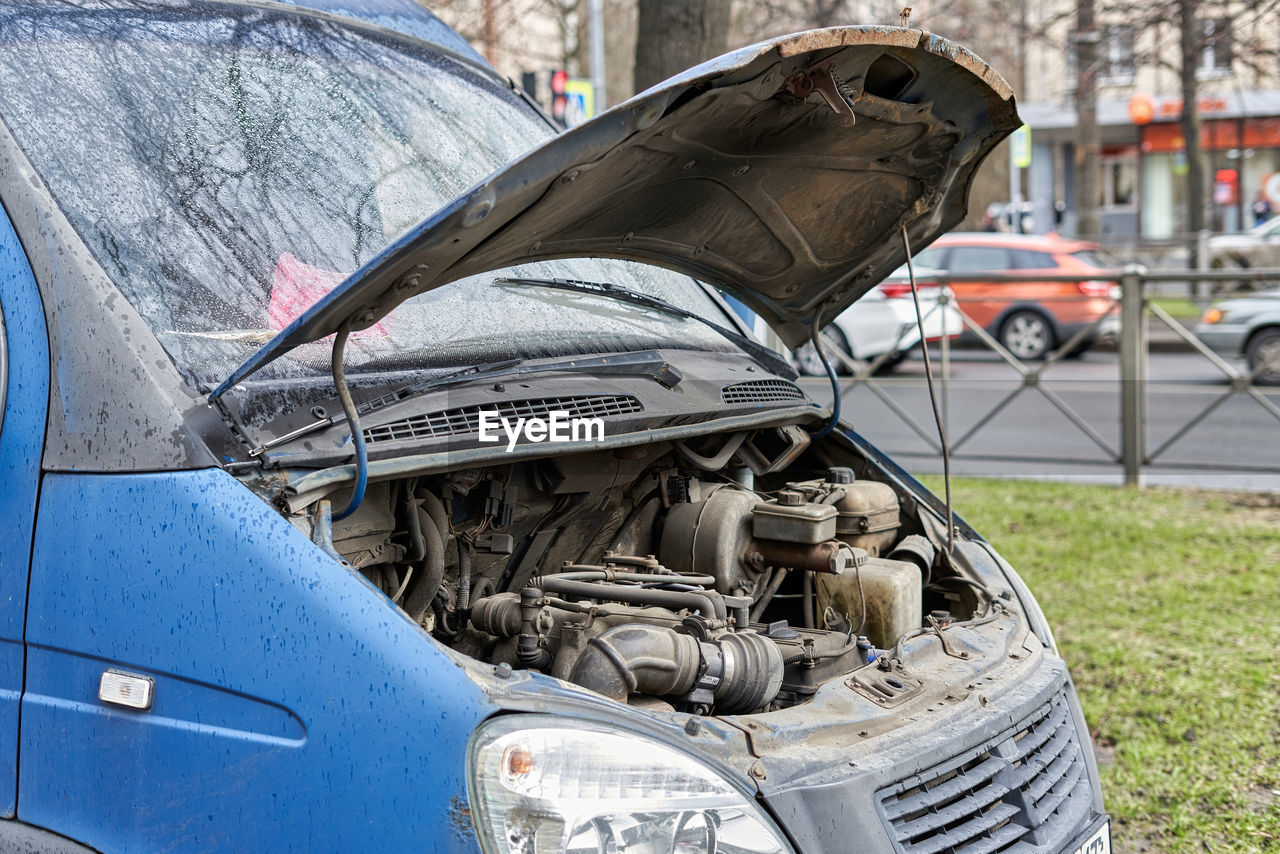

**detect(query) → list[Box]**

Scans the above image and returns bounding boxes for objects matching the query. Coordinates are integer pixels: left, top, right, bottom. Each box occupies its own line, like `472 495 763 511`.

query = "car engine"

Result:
312 428 966 716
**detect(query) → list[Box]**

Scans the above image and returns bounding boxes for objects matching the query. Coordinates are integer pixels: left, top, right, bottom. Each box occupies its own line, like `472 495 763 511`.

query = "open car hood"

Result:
214 25 1017 396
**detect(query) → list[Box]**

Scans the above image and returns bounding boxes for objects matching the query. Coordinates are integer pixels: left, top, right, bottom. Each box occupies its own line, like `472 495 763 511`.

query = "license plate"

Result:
1070 820 1111 854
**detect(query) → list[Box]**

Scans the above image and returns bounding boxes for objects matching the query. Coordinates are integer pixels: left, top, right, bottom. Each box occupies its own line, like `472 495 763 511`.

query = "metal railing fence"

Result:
816 266 1280 486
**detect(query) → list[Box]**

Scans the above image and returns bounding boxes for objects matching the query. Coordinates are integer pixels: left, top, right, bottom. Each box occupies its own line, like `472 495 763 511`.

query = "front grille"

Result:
877 689 1092 854
363 394 642 444
721 379 804 404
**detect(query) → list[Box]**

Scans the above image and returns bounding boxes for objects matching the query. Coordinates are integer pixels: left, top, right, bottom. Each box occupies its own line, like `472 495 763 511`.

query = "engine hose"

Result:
402 482 426 563
404 505 446 626
417 488 449 542
673 432 747 470
568 624 783 713
330 321 368 521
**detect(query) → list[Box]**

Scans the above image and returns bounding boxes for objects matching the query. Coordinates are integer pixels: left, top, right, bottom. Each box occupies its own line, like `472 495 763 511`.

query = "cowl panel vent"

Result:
363 394 643 444
721 379 804 405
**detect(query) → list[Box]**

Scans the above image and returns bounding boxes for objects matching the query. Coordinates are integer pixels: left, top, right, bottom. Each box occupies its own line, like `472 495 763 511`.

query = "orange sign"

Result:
1128 95 1154 125
1129 94 1231 123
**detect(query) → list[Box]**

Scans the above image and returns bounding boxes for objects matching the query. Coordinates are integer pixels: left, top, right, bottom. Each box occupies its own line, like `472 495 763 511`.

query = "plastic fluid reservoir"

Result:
815 552 922 650
823 468 900 557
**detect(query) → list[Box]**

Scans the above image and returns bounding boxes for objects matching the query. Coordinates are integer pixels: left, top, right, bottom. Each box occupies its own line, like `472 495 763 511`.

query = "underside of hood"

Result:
215 25 1018 396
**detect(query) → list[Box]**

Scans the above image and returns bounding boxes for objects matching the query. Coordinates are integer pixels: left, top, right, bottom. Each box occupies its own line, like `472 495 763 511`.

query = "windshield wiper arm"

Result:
493 277 798 379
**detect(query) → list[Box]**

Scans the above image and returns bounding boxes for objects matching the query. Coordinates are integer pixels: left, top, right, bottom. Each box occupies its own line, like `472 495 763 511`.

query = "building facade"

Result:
1014 1 1280 238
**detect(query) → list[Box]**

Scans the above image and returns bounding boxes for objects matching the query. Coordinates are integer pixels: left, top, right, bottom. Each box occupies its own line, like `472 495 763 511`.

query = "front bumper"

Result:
748 628 1105 853
1194 323 1248 358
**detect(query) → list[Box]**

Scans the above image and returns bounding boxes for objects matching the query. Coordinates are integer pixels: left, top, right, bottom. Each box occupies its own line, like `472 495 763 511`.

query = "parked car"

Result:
1195 288 1280 384
1208 214 1280 272
0 3 1108 853
911 232 1120 360
792 267 962 375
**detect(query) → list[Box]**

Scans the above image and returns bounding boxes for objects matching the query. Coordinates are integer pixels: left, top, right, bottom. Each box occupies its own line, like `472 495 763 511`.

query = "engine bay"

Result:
307 426 982 716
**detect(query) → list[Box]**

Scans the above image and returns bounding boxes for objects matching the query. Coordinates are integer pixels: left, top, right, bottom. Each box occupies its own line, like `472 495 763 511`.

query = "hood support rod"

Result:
900 226 955 554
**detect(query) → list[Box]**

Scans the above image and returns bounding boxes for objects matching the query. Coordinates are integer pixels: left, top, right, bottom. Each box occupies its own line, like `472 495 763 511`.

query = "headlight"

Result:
468 715 794 854
1201 307 1224 324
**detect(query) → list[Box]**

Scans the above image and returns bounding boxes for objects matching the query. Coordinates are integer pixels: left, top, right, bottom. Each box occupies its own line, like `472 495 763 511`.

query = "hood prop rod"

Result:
900 226 955 555
331 319 368 522
808 310 842 440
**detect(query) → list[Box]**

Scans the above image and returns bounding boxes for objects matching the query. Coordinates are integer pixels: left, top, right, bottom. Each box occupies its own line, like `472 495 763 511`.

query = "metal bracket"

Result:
783 61 859 126
926 614 970 659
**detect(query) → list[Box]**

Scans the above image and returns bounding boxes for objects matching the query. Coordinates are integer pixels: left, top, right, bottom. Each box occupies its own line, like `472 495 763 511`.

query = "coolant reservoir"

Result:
824 467 899 556
815 550 922 650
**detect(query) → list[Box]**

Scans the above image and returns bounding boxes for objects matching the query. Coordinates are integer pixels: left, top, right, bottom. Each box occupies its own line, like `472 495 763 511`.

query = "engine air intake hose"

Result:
568 624 783 714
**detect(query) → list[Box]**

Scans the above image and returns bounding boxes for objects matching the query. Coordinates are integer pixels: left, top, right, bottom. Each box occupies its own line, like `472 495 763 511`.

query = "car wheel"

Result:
873 349 908 375
1246 328 1280 385
999 310 1054 360
1062 339 1092 360
794 326 854 376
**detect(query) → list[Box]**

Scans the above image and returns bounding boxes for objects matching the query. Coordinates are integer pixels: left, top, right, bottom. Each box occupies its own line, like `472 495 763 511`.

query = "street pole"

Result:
1118 265 1146 487
588 0 605 114
1074 0 1100 238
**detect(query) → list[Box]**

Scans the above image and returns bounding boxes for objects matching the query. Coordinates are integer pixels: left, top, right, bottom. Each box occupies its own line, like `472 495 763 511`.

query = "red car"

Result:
911 233 1119 359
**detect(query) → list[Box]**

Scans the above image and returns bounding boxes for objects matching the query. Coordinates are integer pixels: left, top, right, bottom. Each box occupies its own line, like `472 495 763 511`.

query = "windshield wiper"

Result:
493 277 798 380
247 350 684 457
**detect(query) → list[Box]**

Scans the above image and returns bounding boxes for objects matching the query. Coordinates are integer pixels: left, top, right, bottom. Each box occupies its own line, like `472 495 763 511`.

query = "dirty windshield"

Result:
0 0 731 387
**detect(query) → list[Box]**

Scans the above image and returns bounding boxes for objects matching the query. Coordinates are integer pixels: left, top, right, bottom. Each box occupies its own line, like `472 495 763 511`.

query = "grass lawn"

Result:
919 477 1280 853
1148 296 1207 319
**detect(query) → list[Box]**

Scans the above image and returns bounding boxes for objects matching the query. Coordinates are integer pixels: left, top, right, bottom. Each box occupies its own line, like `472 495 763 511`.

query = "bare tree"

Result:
633 0 733 91
1177 0 1208 258
1075 0 1101 237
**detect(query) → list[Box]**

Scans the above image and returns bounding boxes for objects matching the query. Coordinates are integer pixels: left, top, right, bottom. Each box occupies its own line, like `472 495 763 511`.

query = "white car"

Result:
794 266 963 374
1209 214 1280 271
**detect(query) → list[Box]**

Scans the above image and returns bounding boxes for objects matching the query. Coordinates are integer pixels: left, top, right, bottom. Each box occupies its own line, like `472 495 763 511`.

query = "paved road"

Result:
798 348 1280 491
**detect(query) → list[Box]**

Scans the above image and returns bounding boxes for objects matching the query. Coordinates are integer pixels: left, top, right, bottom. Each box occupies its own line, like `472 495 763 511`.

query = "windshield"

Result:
0 0 730 386
1069 249 1112 269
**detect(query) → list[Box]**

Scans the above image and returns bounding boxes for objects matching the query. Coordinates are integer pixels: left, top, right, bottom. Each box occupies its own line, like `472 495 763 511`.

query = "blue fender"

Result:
0 204 49 818
21 469 496 852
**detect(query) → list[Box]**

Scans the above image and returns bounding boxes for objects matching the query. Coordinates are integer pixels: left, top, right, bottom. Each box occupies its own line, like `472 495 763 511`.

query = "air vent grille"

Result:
363 395 642 444
877 688 1092 853
721 379 804 404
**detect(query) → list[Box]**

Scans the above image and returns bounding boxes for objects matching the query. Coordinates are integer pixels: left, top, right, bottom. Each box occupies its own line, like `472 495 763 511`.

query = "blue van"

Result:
0 2 1108 851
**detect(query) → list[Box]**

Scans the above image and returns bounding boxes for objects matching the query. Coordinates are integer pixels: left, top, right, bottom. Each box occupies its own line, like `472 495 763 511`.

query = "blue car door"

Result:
0 206 49 816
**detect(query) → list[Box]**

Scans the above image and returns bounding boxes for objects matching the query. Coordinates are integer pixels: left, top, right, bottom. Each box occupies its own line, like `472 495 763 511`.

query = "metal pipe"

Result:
536 576 725 620
749 568 789 623
1118 264 1147 488
552 569 716 587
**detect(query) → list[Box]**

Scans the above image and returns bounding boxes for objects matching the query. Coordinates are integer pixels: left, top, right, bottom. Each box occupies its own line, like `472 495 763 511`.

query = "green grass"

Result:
1149 297 1208 319
919 476 1280 853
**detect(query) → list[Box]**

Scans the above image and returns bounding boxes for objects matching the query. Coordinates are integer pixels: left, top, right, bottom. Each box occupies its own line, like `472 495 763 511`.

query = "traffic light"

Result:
550 68 568 125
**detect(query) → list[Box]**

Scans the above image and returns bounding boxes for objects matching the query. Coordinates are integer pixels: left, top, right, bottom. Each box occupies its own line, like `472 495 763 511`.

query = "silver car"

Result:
794 266 963 375
1195 288 1280 383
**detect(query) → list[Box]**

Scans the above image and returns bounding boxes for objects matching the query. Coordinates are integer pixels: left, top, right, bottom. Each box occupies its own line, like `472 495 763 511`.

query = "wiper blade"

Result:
247 351 683 457
494 277 799 379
